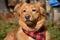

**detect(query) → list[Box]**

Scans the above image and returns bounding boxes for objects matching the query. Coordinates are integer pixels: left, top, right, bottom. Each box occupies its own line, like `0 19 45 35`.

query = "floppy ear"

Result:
14 3 23 14
40 7 46 16
35 2 46 20
35 2 46 15
38 7 46 21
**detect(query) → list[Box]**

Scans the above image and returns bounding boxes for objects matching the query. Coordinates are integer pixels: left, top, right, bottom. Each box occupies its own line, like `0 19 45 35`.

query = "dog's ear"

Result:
40 7 46 16
14 3 23 14
38 7 46 21
14 3 27 16
35 2 46 20
39 5 46 21
35 2 46 15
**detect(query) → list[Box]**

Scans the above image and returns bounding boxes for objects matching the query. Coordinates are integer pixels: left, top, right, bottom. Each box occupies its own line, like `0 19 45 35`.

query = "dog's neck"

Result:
22 25 46 32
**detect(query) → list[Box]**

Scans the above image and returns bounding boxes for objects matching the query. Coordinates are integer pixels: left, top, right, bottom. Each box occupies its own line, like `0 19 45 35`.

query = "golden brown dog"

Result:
4 2 50 40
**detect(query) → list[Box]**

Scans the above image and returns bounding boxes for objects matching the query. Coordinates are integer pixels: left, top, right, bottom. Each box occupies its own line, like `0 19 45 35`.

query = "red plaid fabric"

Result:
22 28 46 40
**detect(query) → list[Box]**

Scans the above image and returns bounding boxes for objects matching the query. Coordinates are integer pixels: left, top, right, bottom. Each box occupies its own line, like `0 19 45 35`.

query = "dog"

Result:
4 2 50 40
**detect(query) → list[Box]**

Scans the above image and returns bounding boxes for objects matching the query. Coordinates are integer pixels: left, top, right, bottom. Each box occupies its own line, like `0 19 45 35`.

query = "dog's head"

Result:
14 2 46 31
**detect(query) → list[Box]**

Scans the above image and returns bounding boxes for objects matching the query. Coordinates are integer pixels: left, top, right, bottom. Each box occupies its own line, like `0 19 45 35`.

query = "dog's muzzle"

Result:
25 15 30 20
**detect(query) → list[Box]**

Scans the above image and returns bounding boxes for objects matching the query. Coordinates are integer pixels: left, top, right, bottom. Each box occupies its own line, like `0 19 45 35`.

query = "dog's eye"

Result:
23 10 26 12
32 9 36 12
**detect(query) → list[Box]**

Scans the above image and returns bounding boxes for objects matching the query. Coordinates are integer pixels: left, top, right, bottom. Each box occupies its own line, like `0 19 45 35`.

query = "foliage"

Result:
0 19 19 40
46 21 60 40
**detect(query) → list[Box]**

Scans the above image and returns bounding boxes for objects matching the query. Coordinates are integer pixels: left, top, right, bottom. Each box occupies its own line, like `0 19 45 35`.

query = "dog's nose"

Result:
25 15 30 20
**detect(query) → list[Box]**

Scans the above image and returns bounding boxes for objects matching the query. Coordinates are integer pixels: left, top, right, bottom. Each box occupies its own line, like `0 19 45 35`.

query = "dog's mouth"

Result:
25 19 38 28
25 20 33 25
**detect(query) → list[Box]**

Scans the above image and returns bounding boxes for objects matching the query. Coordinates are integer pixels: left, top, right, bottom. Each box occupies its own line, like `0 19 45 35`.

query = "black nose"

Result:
25 15 30 20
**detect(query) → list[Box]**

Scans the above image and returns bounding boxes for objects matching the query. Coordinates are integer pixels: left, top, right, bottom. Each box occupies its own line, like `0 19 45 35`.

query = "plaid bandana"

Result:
22 27 46 40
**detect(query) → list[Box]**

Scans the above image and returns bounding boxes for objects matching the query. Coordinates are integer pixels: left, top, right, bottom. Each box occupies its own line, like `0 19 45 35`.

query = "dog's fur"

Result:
4 2 50 40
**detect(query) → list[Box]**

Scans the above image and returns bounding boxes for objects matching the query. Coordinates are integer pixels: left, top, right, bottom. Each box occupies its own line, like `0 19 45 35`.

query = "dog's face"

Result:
20 4 40 25
14 2 46 31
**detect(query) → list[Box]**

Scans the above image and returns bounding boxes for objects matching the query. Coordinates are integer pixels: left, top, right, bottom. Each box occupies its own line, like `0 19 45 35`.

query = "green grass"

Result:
46 21 60 40
0 19 19 40
0 20 60 40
